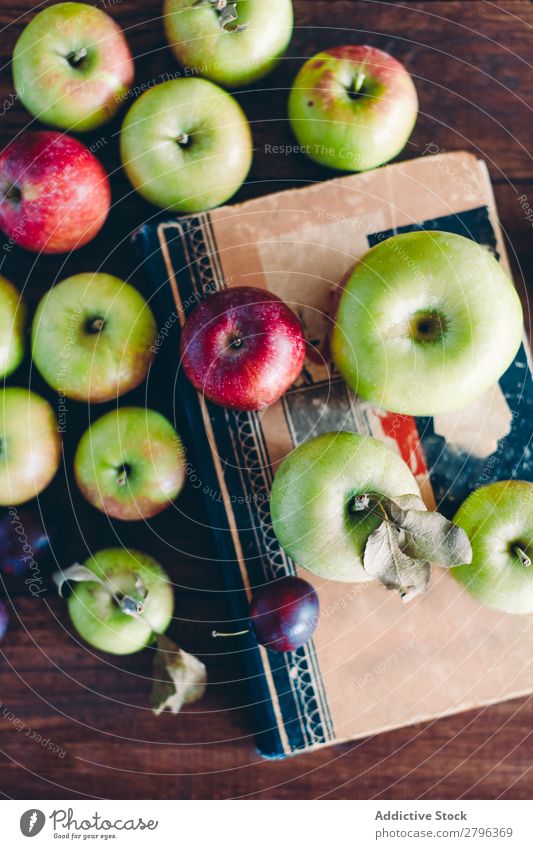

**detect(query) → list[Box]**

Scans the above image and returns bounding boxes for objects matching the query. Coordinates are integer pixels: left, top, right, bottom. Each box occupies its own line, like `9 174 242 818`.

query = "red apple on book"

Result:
331 231 524 416
74 407 186 521
13 2 134 132
288 45 418 171
452 481 533 614
0 388 62 506
0 131 110 254
180 286 306 410
163 0 294 88
120 78 252 213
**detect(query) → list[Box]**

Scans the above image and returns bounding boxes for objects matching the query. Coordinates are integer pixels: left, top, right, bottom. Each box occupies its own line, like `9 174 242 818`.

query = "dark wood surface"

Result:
1 0 532 800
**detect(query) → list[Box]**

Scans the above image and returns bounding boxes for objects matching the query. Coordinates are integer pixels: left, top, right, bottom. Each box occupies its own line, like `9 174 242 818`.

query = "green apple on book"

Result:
332 231 523 416
120 78 252 212
74 407 186 521
13 2 134 131
452 481 533 614
270 431 420 583
0 275 26 378
163 0 293 88
65 548 174 654
0 388 62 507
32 273 157 403
288 45 418 171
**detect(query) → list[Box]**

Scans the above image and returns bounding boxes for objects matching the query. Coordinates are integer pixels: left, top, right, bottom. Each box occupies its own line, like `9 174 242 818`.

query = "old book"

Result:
135 152 533 758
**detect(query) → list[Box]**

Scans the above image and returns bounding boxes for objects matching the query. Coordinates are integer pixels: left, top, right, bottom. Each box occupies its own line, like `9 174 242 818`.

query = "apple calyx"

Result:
53 562 148 617
512 545 532 568
193 0 249 32
351 492 473 602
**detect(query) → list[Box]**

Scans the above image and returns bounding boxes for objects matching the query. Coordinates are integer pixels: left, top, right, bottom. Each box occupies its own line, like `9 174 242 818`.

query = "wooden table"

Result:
1 0 532 800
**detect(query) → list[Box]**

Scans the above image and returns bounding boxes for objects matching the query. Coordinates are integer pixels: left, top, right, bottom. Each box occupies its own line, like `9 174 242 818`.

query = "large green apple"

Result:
332 231 523 416
0 275 26 378
13 2 134 131
163 0 293 88
270 431 420 582
67 548 174 654
288 45 418 171
32 273 157 403
452 481 533 614
0 388 62 506
74 407 185 521
120 78 252 213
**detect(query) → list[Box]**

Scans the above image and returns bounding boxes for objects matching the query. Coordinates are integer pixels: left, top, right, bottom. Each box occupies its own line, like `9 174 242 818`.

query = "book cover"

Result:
134 153 533 758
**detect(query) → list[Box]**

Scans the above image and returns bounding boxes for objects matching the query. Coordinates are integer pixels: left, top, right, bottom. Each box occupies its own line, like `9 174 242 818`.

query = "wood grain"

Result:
0 0 532 800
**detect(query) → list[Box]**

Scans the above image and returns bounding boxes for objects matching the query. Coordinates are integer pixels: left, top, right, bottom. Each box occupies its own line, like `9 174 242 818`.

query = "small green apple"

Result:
32 273 157 403
0 388 62 506
13 2 134 131
67 548 174 654
452 481 533 614
163 0 293 88
332 231 523 416
120 78 252 212
74 407 185 521
288 45 418 171
0 275 26 378
270 431 420 582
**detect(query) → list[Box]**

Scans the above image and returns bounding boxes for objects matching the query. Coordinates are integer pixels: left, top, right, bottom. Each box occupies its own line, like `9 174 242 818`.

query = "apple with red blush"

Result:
180 286 306 410
0 131 110 254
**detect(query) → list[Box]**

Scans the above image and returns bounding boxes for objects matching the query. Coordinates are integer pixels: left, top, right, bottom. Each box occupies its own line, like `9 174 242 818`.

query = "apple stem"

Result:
68 47 88 67
87 318 105 334
176 132 190 146
513 546 531 567
116 468 129 486
354 71 366 93
212 629 249 638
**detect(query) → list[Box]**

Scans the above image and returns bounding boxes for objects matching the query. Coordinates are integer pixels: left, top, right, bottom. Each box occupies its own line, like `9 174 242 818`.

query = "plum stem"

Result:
513 545 531 567
212 629 249 638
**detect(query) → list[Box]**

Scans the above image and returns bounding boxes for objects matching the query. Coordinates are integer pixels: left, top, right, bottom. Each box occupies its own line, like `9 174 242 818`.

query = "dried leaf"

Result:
363 521 431 602
53 563 105 598
151 634 207 717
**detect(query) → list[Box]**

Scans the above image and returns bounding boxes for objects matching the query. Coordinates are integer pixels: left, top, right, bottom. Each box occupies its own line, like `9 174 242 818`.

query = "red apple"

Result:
180 286 306 411
0 131 110 254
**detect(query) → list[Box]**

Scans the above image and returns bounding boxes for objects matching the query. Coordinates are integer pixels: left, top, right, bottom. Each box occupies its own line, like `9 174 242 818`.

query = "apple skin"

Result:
270 431 420 582
451 481 533 615
331 231 524 416
0 388 62 507
32 273 157 403
74 407 186 521
0 131 110 254
163 0 293 88
120 78 252 213
13 2 134 132
180 286 306 410
0 275 26 378
67 548 174 655
288 45 418 171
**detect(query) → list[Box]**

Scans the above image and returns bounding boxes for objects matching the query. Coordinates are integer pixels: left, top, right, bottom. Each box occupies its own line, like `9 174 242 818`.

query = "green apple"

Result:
120 78 252 212
13 2 134 132
288 45 418 171
270 431 420 582
0 388 62 506
67 548 174 654
32 273 157 403
452 481 533 614
0 275 26 378
163 0 293 88
332 231 523 416
74 407 185 521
